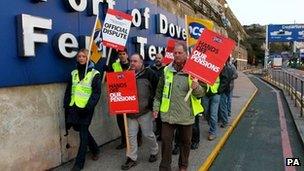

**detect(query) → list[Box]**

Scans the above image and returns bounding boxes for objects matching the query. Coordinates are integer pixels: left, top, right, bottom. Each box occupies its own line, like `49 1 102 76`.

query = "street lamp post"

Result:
264 25 269 69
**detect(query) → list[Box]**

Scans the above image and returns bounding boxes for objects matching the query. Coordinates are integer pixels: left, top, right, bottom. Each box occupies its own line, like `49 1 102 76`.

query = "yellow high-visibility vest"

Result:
160 66 204 116
69 69 99 108
207 77 220 94
112 60 123 72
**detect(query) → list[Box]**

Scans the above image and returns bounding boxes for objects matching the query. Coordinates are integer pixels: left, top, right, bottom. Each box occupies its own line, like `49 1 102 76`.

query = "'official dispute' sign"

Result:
102 9 133 51
183 29 235 85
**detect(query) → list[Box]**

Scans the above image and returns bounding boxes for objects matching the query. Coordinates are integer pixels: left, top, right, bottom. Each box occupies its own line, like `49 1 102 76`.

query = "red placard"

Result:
183 29 235 85
106 71 139 115
161 39 176 65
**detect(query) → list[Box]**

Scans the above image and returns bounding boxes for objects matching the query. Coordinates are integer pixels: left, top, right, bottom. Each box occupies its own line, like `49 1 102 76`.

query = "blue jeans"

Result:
203 94 220 135
227 91 233 116
219 92 229 125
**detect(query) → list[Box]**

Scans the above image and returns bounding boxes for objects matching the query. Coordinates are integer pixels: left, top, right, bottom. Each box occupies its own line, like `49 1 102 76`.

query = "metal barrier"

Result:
263 69 304 116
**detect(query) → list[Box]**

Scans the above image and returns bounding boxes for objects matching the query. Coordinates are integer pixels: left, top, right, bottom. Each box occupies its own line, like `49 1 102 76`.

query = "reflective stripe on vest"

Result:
160 66 204 116
112 60 123 72
69 69 99 108
207 77 220 94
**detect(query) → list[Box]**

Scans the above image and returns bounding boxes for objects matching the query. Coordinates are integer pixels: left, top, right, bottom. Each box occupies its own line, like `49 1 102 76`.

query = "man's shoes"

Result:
116 143 126 150
172 146 179 155
208 134 216 141
191 142 199 150
71 165 81 171
121 158 137 170
148 154 158 162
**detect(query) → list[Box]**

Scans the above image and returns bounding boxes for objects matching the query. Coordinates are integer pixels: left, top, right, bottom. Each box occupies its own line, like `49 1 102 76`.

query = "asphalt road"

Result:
209 75 304 171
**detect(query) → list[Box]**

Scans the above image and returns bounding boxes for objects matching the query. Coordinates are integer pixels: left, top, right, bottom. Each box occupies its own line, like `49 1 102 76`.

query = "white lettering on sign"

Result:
156 14 186 40
148 45 157 60
55 33 79 58
190 50 220 73
130 7 150 29
282 24 304 29
17 1 187 60
168 23 175 37
157 14 168 34
17 14 52 57
143 7 150 29
134 36 147 59
67 0 87 12
110 92 136 102
131 9 142 27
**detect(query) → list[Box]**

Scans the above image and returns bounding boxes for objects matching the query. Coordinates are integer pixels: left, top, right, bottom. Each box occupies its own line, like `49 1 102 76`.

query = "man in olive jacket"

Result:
152 41 206 171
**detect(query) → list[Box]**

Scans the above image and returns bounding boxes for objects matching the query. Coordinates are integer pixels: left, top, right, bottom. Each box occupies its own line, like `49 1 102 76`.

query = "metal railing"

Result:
263 69 304 116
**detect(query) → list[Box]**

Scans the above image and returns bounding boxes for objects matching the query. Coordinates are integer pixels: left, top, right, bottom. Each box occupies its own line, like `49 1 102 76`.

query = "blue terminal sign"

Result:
268 24 304 42
0 0 186 88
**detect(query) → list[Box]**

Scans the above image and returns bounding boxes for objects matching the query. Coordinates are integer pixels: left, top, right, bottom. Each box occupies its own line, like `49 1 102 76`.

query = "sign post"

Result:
106 71 139 154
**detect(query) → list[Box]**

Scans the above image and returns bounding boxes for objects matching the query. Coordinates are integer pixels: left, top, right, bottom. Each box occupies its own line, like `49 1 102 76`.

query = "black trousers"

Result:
73 124 99 169
155 116 162 136
160 122 193 171
192 115 200 143
116 115 126 145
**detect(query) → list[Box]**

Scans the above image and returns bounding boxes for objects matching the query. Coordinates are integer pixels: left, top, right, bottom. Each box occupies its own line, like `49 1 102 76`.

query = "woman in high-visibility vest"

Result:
63 49 101 171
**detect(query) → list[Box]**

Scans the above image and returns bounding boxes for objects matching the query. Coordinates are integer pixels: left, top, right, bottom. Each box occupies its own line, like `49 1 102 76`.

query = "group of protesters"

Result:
63 41 238 171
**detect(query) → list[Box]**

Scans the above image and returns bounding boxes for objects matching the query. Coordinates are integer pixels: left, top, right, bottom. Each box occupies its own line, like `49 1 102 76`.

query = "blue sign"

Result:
0 0 185 88
268 24 304 42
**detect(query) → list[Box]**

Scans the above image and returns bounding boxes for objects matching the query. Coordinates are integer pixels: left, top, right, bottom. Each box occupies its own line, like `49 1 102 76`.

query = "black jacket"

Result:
218 64 234 94
128 67 158 119
64 62 101 126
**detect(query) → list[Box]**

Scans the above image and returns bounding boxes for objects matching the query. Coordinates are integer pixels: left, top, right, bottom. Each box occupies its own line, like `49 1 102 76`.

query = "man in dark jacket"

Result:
121 53 159 170
227 58 238 116
107 48 142 150
64 49 101 171
218 60 234 128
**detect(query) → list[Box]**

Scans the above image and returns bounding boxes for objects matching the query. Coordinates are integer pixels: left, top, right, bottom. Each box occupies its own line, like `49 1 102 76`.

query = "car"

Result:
270 29 292 36
298 30 304 36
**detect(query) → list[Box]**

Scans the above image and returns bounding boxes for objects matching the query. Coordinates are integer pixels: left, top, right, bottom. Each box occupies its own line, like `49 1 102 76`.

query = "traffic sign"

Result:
268 24 304 42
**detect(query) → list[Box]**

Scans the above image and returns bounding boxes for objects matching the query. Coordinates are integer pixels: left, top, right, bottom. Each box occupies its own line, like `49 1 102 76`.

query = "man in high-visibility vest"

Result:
202 77 220 141
111 49 130 150
152 41 206 171
63 49 101 171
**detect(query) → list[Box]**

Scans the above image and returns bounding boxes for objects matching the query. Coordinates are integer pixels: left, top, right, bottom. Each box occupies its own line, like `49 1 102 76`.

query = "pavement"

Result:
53 72 257 171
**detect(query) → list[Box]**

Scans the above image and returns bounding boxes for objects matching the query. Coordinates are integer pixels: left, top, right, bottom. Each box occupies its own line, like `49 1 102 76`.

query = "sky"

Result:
226 0 304 26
